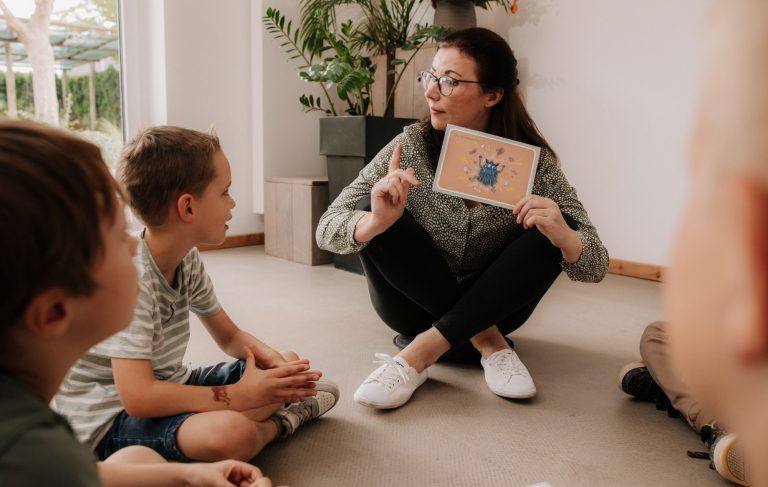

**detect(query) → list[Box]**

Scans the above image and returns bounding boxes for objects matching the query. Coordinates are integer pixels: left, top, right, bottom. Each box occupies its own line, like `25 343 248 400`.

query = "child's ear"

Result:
23 289 71 338
726 178 768 364
485 88 504 108
177 194 195 223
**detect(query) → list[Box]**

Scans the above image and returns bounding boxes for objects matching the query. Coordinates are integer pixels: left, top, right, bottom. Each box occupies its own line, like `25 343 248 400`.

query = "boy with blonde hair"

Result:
0 120 275 486
666 0 768 485
54 125 338 462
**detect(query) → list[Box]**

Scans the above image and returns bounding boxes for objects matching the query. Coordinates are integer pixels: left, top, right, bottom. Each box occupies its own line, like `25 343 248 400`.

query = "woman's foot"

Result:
480 349 536 398
393 334 516 363
354 353 428 409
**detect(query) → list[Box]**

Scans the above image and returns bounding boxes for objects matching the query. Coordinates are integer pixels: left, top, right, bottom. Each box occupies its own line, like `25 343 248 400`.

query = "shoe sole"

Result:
353 374 428 409
712 434 751 486
617 361 645 394
488 387 537 399
354 396 410 409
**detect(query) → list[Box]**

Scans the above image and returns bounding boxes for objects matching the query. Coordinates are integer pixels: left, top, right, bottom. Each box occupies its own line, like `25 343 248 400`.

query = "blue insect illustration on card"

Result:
468 146 511 193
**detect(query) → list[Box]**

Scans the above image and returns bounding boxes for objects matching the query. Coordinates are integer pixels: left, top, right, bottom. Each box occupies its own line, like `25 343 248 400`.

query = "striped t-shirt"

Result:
52 234 221 448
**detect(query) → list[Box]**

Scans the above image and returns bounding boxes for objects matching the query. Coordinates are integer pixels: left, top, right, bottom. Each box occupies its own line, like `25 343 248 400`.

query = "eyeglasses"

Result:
418 70 483 96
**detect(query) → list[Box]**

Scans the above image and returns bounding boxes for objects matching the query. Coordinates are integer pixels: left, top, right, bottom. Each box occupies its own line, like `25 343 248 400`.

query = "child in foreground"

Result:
0 120 277 486
666 0 768 485
54 125 338 462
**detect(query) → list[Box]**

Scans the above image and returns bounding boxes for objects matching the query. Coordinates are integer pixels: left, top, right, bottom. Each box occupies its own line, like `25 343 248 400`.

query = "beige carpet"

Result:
187 246 729 487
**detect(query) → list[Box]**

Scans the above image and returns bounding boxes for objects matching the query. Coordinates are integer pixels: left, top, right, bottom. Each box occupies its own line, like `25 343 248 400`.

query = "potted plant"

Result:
263 2 448 273
431 0 518 31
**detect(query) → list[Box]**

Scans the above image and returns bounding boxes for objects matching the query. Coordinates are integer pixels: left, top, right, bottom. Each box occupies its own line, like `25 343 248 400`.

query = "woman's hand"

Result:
513 195 583 263
354 143 419 243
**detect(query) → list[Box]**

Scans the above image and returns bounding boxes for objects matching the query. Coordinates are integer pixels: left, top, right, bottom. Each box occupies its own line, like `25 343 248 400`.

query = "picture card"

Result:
432 124 540 210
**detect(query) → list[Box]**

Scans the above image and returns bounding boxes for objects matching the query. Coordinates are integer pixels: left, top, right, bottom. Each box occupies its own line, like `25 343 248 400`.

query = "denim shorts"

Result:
94 359 246 462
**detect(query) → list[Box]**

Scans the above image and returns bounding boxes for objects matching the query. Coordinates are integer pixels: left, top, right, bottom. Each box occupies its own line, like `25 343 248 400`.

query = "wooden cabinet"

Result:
264 177 333 266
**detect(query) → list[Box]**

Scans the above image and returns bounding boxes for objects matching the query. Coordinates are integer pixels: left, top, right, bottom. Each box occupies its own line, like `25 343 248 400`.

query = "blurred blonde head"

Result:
669 1 768 483
691 0 768 189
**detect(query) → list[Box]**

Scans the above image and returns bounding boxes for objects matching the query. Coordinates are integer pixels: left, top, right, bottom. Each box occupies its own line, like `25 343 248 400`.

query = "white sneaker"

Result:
273 380 339 438
354 353 428 409
481 348 536 398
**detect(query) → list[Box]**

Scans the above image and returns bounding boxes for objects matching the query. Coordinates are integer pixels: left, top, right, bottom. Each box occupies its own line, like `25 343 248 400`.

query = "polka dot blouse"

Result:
316 123 609 283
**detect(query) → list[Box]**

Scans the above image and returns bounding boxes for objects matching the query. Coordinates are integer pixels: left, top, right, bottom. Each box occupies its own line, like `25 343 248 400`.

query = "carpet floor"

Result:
185 246 728 487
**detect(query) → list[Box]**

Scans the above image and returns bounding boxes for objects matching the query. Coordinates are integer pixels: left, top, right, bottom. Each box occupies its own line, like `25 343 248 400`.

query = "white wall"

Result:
123 1 711 263
120 0 167 136
476 0 713 265
122 0 327 228
121 0 263 235
252 0 328 214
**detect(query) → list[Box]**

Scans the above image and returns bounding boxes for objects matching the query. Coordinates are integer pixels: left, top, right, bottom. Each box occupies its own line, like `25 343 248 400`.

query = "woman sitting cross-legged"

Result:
316 27 609 409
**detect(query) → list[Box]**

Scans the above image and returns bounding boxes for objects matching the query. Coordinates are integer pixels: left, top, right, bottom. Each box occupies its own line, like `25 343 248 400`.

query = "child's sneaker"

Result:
702 424 751 486
480 348 536 398
618 361 662 401
618 361 681 418
354 353 428 409
273 381 339 438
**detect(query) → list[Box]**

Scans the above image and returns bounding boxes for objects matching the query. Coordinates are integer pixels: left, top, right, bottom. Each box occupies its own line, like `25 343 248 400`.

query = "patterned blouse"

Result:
316 123 609 283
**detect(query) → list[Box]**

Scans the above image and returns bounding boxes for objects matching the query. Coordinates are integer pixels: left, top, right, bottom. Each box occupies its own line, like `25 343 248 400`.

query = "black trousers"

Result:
359 212 563 360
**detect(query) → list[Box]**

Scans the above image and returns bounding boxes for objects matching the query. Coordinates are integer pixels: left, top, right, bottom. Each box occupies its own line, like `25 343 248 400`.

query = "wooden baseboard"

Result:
608 258 666 282
199 236 665 282
197 233 264 252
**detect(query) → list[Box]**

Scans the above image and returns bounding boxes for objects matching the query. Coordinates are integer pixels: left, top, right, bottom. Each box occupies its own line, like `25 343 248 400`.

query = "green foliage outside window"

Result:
0 64 122 130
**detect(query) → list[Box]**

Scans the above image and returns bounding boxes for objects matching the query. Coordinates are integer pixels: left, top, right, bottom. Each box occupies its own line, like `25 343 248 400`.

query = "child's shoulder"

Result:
0 373 100 485
180 246 209 280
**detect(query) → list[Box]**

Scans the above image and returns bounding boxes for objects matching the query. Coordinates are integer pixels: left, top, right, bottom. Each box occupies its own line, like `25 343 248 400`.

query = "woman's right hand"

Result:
354 144 419 242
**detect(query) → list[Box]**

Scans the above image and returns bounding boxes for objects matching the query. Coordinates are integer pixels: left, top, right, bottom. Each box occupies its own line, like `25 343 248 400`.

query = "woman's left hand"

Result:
513 195 583 263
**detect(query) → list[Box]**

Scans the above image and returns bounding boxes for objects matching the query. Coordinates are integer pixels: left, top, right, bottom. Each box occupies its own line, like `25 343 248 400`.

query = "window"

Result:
0 0 122 169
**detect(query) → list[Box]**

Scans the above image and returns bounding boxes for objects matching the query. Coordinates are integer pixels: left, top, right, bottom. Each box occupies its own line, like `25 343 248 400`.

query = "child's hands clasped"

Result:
232 348 321 409
248 345 294 369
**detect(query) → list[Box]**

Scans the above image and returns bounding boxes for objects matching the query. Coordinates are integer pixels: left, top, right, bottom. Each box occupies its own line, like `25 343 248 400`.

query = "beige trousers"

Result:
639 320 717 431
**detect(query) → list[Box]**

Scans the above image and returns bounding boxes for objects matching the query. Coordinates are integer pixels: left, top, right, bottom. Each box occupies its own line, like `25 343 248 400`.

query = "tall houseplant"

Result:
299 0 448 117
263 8 376 116
264 1 448 118
262 2 448 273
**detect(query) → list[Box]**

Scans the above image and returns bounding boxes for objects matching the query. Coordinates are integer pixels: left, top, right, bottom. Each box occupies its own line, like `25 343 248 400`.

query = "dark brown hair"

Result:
119 126 221 226
420 27 557 167
0 120 119 327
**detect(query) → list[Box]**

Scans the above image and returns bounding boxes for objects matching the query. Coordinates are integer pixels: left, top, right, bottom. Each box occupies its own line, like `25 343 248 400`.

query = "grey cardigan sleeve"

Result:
315 134 404 255
532 150 610 283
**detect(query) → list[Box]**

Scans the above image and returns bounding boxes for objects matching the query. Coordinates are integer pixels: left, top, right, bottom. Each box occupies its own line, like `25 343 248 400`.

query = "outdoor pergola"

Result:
0 15 118 128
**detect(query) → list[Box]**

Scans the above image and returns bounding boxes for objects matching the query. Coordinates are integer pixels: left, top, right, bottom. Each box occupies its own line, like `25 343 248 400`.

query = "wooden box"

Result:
264 177 333 266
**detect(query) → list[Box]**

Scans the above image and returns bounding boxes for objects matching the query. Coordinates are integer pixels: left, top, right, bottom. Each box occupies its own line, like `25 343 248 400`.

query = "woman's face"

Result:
424 47 499 132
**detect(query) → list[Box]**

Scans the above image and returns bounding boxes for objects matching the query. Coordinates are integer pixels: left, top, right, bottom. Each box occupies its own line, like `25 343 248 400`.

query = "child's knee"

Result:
185 412 264 461
640 321 668 353
103 445 166 464
281 350 300 362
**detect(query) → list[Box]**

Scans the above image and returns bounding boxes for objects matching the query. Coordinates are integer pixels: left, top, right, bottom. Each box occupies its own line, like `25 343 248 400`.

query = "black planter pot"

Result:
320 115 415 274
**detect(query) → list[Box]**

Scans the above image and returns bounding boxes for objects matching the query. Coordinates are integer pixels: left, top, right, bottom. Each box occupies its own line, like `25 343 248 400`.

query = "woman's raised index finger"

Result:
389 143 404 172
